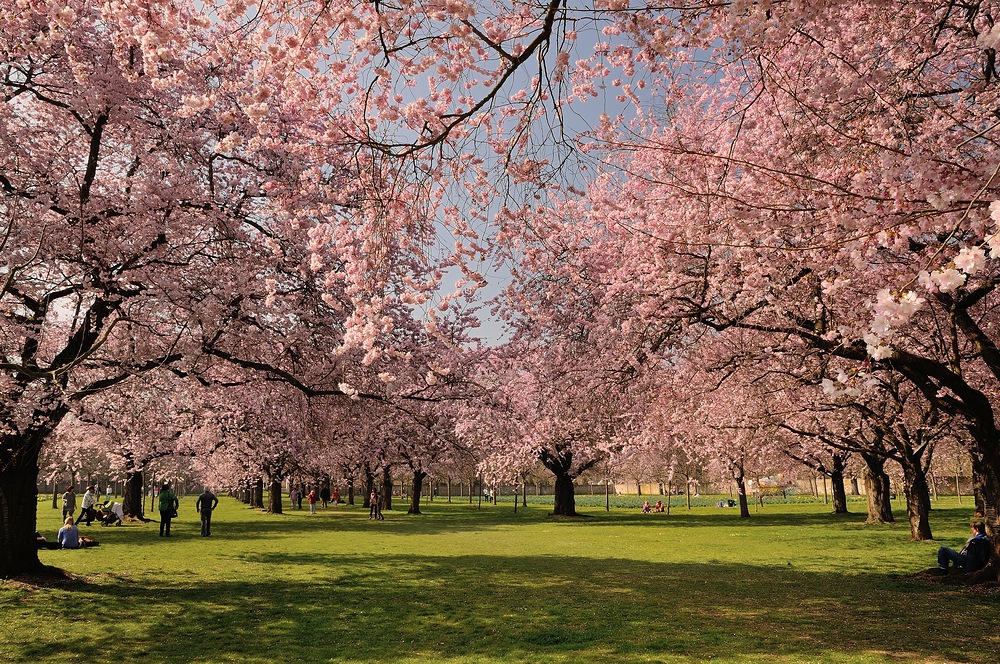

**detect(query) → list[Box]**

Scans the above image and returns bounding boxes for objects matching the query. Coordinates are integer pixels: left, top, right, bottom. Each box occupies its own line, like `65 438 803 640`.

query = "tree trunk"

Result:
381 466 393 510
551 471 577 516
0 441 44 578
861 456 894 523
362 467 374 508
899 460 933 540
408 470 427 514
830 455 849 515
267 478 283 514
122 469 145 519
251 477 265 509
347 476 355 505
734 470 751 519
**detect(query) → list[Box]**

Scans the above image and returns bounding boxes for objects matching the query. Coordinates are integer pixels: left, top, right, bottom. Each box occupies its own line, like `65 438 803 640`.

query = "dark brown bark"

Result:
408 470 427 514
251 477 264 509
0 441 44 578
362 467 374 508
552 471 577 516
861 454 894 523
381 466 393 511
267 478 283 514
734 470 750 519
830 454 849 515
122 470 144 519
899 459 933 540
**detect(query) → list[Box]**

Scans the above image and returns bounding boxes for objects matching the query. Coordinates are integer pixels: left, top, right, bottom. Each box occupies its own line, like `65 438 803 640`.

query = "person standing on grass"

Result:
62 486 77 520
307 489 318 514
76 485 98 526
332 488 340 507
158 482 179 537
320 485 330 508
369 489 384 520
195 486 219 537
289 485 299 510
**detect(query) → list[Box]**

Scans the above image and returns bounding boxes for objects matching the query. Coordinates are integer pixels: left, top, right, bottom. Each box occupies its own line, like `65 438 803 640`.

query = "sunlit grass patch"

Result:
1 494 996 663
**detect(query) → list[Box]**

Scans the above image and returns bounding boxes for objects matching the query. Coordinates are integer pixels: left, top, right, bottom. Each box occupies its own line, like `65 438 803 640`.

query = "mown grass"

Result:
1 494 995 663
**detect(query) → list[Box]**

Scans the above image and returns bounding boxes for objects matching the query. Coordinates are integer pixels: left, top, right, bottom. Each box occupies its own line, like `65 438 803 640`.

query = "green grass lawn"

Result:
1 494 995 663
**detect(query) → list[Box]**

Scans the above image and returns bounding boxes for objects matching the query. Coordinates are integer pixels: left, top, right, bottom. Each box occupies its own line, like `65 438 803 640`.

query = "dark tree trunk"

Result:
267 478 283 514
862 455 894 523
251 477 265 509
552 471 577 516
122 469 145 519
362 469 374 508
408 470 427 514
381 466 393 511
830 454 849 515
0 440 44 578
347 476 355 505
968 445 988 518
899 459 933 540
734 470 750 519
539 446 594 517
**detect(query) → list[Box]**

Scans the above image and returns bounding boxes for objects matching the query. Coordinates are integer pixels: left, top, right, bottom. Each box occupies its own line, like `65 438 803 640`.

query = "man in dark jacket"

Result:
195 487 219 537
937 521 991 574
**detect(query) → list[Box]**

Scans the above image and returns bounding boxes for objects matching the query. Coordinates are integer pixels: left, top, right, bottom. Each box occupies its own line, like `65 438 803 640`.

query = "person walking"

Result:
331 488 340 507
289 486 299 510
76 486 98 526
158 483 179 537
195 486 219 537
62 486 77 520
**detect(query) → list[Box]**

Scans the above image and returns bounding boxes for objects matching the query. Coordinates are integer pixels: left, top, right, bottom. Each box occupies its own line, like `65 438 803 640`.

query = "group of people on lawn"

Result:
289 485 341 511
42 483 219 549
45 483 998 573
641 500 665 513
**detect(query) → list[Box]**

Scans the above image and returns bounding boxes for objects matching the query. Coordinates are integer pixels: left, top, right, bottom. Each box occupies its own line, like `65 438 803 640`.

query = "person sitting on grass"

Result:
937 521 992 574
641 500 651 513
36 532 60 550
58 516 81 549
654 500 665 513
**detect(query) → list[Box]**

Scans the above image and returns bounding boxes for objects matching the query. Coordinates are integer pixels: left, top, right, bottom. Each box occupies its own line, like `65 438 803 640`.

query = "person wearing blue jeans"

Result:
937 521 991 574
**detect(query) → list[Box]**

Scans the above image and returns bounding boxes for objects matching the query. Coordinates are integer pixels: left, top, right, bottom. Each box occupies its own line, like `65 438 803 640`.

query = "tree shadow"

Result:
10 553 1000 663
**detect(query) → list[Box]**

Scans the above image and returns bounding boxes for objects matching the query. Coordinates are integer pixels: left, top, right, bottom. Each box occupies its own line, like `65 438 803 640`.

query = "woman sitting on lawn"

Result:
58 516 81 549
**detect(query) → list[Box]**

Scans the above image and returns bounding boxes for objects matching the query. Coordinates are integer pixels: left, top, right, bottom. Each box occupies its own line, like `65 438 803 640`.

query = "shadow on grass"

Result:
10 553 999 663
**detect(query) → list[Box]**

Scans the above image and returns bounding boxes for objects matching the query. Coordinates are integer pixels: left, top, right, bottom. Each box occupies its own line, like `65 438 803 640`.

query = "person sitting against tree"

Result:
654 500 665 513
937 521 992 574
641 500 651 513
58 516 81 549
